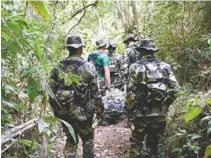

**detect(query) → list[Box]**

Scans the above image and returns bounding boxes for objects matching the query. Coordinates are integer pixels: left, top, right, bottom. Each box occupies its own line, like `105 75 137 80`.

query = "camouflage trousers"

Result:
60 115 94 158
129 116 166 158
97 77 106 96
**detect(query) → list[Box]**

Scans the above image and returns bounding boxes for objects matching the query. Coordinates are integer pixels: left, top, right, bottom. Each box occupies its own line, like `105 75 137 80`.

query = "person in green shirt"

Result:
88 38 111 95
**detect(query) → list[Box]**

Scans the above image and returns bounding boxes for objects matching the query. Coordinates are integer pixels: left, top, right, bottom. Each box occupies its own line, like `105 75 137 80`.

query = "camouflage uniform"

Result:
107 43 121 86
121 34 140 91
122 34 139 69
49 36 103 158
122 43 140 69
125 39 179 158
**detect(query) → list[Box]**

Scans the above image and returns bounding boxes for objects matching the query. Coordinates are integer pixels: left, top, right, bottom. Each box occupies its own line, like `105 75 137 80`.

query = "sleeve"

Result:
122 49 130 65
166 65 179 96
124 65 137 112
102 54 110 66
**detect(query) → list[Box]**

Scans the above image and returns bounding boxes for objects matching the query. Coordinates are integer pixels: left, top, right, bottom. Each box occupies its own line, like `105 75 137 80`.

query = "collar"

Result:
66 55 84 60
142 54 155 59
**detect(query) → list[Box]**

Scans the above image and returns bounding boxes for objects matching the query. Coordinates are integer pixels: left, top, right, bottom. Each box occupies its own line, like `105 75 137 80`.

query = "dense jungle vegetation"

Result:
1 1 211 158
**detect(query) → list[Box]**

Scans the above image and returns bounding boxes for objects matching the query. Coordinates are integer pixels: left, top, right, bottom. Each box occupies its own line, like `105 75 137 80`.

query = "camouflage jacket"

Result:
125 55 179 117
49 55 104 117
122 43 140 69
108 53 121 72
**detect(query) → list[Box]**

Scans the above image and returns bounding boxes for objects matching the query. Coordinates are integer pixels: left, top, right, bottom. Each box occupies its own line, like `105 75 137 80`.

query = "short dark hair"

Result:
67 46 77 55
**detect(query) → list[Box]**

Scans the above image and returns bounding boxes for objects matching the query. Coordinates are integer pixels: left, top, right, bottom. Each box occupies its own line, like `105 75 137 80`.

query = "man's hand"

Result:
97 106 104 117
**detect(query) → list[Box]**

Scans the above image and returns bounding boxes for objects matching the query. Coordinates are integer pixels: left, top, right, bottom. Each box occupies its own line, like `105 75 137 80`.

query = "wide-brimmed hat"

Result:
123 34 138 43
66 35 85 48
135 39 159 52
96 38 107 49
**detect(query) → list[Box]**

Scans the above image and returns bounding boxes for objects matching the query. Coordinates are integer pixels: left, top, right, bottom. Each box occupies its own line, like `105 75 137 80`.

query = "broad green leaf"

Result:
172 147 182 153
53 42 60 59
204 145 211 158
20 65 41 79
206 99 211 105
15 19 29 29
65 76 73 86
17 139 32 147
71 73 82 85
7 21 22 33
59 119 76 143
49 136 57 143
1 85 6 99
208 39 211 46
185 106 202 123
44 116 60 123
191 134 202 140
27 78 38 103
186 99 192 109
11 41 22 55
17 139 40 147
34 39 42 60
28 1 49 21
1 30 11 41
207 128 211 136
37 119 49 134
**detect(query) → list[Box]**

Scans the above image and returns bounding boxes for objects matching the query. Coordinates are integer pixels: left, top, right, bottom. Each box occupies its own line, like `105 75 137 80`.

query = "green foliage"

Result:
185 98 202 123
1 0 211 157
27 78 38 103
34 39 43 61
204 145 211 158
28 1 49 21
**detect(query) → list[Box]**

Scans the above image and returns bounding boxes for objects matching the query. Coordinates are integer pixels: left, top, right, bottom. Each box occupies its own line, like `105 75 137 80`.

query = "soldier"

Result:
122 34 140 68
106 42 121 86
49 35 104 158
88 38 111 95
125 39 179 158
121 34 140 91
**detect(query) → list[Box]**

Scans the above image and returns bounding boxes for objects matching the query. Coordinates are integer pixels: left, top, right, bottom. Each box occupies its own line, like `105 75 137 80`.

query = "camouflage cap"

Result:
96 38 107 49
135 39 159 52
106 42 116 49
66 35 85 48
123 34 138 43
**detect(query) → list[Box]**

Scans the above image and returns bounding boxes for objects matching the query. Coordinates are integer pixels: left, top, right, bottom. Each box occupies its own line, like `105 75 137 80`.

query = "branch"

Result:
61 0 98 25
1 118 39 145
45 1 58 44
65 1 86 37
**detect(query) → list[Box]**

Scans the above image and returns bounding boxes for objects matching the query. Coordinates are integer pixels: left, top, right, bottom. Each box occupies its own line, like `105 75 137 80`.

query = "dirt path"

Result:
52 119 131 158
93 119 131 158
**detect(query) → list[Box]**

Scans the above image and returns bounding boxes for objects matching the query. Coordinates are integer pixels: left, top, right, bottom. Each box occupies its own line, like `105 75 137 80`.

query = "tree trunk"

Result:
131 0 139 30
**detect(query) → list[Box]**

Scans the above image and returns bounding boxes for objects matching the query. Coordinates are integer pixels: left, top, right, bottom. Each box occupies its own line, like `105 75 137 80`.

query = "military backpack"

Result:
50 58 88 118
135 57 175 115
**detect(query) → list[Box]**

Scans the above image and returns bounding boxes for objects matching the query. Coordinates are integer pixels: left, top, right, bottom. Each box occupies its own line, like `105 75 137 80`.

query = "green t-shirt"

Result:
88 50 110 77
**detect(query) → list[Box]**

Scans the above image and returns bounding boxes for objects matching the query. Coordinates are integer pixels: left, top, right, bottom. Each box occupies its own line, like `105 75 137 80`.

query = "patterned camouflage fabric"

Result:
122 43 140 69
125 54 179 157
49 55 103 158
109 53 121 68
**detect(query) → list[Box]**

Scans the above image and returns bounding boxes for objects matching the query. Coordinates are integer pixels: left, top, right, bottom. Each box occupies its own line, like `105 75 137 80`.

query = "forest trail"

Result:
53 119 131 158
